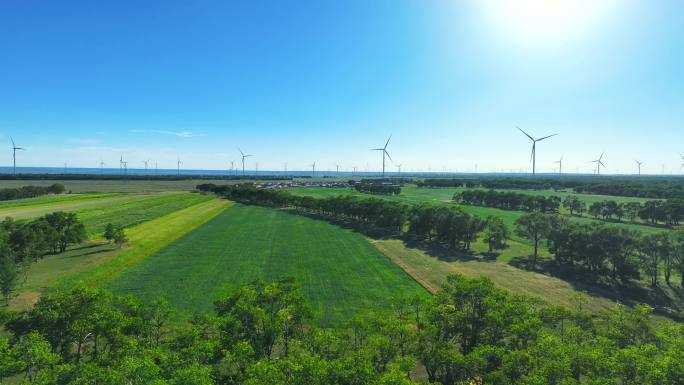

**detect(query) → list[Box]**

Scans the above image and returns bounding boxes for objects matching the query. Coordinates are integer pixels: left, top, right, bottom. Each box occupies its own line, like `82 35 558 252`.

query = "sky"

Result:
0 0 683 174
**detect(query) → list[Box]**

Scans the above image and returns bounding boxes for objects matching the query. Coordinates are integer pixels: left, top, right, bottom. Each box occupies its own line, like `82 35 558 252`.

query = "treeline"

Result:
0 183 65 201
514 212 684 287
454 189 561 213
0 212 86 304
199 183 487 251
1 276 683 384
353 183 401 195
417 177 684 199
0 174 293 181
585 198 684 225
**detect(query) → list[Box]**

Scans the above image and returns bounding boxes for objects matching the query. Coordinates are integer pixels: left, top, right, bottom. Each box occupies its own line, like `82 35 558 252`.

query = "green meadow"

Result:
108 204 428 325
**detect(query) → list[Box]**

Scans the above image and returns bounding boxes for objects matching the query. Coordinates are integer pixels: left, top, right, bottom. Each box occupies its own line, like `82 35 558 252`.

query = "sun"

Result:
480 0 616 47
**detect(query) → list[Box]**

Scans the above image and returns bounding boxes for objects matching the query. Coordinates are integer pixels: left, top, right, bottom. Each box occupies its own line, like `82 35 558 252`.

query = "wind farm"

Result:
1 1 684 384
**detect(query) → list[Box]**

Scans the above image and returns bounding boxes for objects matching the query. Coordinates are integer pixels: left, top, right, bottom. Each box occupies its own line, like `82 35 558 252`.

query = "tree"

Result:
0 254 19 306
515 212 553 269
113 225 128 249
562 196 585 216
42 212 86 253
639 233 670 286
483 216 509 252
16 332 59 383
214 278 309 359
104 223 115 243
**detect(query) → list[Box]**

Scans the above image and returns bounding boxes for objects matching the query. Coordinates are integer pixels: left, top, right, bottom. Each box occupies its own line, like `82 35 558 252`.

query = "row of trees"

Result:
1 276 683 384
513 211 684 287
454 189 561 213
0 184 65 201
0 212 87 305
564 197 684 226
199 184 494 250
417 177 684 199
353 183 401 195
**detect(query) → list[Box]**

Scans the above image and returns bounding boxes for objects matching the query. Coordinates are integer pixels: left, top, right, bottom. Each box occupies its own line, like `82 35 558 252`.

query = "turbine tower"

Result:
553 155 563 175
517 127 558 175
10 137 25 176
177 158 182 176
143 160 149 172
311 161 316 177
589 152 606 175
396 164 402 174
635 160 644 176
680 155 684 171
239 149 252 176
371 135 393 177
99 159 105 174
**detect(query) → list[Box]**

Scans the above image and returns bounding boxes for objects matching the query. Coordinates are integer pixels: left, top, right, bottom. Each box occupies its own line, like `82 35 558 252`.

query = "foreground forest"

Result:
1 275 683 385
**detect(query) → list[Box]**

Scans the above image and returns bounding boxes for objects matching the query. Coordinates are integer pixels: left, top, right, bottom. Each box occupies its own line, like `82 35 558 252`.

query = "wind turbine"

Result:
371 135 393 177
680 155 684 171
336 164 339 177
143 160 149 173
396 164 402 174
635 160 644 176
239 149 252 176
176 158 182 176
588 152 606 175
99 159 105 174
311 162 316 177
553 155 563 175
10 137 25 175
517 127 558 175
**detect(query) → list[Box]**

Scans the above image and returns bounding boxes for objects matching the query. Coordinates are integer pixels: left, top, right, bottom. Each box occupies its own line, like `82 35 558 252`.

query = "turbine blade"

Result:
384 134 392 149
517 126 534 141
10 137 15 147
384 150 393 162
536 133 558 142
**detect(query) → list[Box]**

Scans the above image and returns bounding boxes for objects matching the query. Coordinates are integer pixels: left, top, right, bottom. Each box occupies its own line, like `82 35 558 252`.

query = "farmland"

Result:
12 198 230 309
288 185 671 263
107 204 428 325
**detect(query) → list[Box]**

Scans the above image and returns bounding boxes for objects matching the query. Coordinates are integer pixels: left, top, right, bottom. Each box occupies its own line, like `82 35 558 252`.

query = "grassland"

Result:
0 178 275 193
11 198 231 309
372 238 684 317
0 191 213 236
289 185 670 263
75 192 212 236
107 204 428 325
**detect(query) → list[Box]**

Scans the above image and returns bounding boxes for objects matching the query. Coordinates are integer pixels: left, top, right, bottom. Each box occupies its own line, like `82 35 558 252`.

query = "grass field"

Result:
107 204 429 325
0 191 213 237
372 238 684 317
75 192 213 236
11 198 231 309
289 186 670 263
0 179 282 193
288 185 652 205
0 193 138 220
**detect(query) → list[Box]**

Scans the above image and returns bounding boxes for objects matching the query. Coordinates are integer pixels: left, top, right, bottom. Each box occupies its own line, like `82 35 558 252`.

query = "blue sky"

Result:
1 0 683 174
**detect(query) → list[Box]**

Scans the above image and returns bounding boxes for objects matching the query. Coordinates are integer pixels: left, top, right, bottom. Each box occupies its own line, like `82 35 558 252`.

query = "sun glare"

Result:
481 0 616 47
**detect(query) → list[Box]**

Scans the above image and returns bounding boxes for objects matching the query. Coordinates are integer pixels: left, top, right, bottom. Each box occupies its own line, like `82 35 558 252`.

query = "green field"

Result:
0 191 213 236
289 185 652 205
108 204 428 325
75 192 213 236
12 198 231 309
289 185 670 263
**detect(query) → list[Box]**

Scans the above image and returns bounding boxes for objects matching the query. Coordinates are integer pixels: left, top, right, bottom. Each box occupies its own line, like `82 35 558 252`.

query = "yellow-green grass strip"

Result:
56 198 232 289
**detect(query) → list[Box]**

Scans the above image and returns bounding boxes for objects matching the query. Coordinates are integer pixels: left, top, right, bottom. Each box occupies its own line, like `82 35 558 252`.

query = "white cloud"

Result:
129 129 205 138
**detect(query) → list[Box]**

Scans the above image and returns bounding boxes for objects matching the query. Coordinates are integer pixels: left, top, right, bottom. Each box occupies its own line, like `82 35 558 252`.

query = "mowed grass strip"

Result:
57 198 231 289
372 239 617 314
108 205 428 325
0 193 136 220
76 192 213 236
